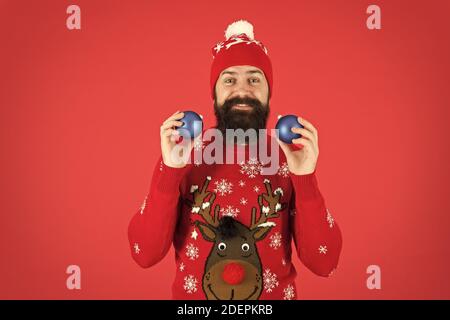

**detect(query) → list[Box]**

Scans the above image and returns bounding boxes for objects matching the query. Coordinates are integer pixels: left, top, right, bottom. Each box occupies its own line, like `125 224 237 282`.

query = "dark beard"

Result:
214 95 270 136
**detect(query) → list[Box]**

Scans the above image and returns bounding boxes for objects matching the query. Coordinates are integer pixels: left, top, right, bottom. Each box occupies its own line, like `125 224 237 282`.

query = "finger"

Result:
276 137 292 155
292 137 313 149
298 117 318 140
164 111 185 123
162 128 180 137
163 115 184 126
162 128 180 142
169 130 181 143
161 120 183 130
291 127 316 143
163 110 182 124
160 120 183 132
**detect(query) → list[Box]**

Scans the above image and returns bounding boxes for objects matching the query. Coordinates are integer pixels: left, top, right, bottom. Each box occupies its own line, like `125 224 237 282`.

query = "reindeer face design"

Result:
188 177 285 300
196 216 272 300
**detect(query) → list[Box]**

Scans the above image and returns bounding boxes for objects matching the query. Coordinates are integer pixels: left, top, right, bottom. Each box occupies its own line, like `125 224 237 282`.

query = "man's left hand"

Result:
277 116 319 175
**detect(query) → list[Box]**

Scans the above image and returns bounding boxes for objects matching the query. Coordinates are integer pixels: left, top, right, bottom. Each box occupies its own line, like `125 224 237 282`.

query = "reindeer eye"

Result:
218 242 227 251
241 243 250 252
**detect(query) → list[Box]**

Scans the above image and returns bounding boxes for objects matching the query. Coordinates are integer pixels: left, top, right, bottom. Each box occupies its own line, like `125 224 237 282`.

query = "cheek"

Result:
256 87 269 101
216 89 229 106
257 82 269 100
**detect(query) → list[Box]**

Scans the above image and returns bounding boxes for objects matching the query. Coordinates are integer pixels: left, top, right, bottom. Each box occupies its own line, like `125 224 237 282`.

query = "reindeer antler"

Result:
186 176 220 228
250 179 286 230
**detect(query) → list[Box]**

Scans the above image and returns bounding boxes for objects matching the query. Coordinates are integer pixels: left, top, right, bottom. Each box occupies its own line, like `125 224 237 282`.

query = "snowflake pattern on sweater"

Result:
128 140 343 300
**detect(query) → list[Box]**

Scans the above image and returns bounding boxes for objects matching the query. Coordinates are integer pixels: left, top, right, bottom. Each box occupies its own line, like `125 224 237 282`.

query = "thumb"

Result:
179 136 195 163
276 137 292 158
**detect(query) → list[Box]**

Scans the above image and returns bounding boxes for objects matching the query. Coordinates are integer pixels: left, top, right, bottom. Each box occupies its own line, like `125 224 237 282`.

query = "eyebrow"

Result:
220 70 264 77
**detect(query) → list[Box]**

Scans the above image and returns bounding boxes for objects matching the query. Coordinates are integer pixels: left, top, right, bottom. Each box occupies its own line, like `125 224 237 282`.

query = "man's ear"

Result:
195 221 217 242
252 226 273 242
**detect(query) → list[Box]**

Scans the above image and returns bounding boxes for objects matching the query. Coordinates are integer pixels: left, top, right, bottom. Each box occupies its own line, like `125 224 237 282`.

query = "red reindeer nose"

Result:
222 262 246 285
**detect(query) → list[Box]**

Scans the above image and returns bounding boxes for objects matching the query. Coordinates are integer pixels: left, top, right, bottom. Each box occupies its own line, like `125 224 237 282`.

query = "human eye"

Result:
249 77 260 84
224 78 235 84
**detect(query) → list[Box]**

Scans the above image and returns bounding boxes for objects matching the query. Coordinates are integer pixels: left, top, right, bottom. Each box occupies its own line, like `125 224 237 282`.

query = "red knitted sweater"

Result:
128 135 342 300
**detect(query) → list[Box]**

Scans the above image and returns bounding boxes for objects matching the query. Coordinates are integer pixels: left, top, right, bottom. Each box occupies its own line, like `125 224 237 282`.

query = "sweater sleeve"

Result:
128 156 189 268
290 171 343 277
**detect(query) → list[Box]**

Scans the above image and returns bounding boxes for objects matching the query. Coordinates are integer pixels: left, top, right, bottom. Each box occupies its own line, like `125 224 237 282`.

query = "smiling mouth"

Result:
232 104 252 111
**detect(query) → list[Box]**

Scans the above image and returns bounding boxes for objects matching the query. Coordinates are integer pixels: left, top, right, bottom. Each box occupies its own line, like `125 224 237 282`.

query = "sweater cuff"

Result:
156 162 190 194
290 171 320 200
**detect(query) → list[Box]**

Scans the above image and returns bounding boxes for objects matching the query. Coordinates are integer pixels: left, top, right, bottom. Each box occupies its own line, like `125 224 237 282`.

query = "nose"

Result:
222 262 246 285
233 79 253 97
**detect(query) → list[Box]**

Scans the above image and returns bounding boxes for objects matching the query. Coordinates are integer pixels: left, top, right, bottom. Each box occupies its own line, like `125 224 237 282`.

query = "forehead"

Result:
220 65 265 77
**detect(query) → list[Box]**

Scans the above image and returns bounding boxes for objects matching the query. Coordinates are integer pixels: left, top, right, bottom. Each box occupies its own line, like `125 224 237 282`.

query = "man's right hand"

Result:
160 111 193 168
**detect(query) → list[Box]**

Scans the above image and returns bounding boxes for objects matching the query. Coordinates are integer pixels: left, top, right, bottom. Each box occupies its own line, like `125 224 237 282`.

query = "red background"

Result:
1 0 449 299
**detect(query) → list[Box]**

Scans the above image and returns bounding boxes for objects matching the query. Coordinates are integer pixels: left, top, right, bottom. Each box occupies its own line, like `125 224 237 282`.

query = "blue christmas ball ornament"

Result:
178 111 203 139
275 115 304 144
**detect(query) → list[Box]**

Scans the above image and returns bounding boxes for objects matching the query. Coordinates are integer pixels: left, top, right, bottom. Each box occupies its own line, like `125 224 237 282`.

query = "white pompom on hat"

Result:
225 20 255 40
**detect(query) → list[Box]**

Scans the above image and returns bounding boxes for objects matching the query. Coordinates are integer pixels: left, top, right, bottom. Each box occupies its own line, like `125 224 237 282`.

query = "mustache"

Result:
214 95 270 134
221 96 264 112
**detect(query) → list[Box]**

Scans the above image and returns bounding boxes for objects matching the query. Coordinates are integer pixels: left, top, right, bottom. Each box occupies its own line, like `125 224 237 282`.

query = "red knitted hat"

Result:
210 20 273 100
